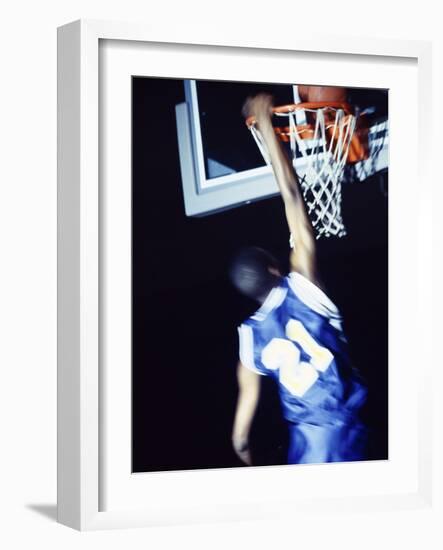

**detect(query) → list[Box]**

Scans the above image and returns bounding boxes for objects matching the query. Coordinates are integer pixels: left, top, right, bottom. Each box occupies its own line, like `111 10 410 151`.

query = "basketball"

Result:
298 85 347 103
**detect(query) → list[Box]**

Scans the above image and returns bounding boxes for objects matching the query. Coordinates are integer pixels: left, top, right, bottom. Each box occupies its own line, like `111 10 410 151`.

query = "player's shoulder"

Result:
286 271 342 321
248 281 289 323
237 281 288 375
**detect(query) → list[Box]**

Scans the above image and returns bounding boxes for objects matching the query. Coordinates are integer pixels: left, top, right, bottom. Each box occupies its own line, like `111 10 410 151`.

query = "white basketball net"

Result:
249 107 357 238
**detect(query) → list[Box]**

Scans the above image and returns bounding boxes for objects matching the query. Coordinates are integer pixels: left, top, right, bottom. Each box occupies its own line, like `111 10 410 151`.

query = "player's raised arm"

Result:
232 361 261 465
242 94 318 283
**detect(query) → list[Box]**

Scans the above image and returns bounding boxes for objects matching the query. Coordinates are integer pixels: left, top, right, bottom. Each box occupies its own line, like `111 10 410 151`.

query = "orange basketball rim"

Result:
245 101 369 164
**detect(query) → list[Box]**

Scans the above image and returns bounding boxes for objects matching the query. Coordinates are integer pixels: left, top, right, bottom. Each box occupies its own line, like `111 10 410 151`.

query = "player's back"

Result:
238 272 367 426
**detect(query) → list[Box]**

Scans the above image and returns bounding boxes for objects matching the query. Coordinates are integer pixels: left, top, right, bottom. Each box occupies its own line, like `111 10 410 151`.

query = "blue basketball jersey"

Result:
238 272 367 428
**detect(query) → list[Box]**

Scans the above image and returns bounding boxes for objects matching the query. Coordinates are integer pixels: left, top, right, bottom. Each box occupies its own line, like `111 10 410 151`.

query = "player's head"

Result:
229 246 282 303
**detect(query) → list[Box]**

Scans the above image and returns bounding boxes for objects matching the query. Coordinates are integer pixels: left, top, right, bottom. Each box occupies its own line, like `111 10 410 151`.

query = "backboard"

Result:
175 79 388 217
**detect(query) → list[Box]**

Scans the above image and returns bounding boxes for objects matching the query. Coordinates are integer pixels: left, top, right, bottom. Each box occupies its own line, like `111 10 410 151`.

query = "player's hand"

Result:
232 435 253 466
242 93 274 124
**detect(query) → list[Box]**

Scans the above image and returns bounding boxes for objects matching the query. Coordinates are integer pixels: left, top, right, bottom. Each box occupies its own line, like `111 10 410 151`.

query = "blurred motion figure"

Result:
230 92 368 466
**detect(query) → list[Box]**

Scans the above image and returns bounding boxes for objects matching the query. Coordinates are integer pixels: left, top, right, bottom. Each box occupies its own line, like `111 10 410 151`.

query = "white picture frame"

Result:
57 19 433 531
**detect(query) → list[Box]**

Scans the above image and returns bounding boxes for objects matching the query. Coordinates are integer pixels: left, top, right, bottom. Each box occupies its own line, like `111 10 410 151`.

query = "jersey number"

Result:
261 320 333 397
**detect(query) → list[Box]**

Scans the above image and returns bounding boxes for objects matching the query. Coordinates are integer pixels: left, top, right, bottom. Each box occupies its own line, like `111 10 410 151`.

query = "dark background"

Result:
132 77 388 472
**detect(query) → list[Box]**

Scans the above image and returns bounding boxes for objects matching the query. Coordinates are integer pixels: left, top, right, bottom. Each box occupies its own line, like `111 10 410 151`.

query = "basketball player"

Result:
230 92 368 466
